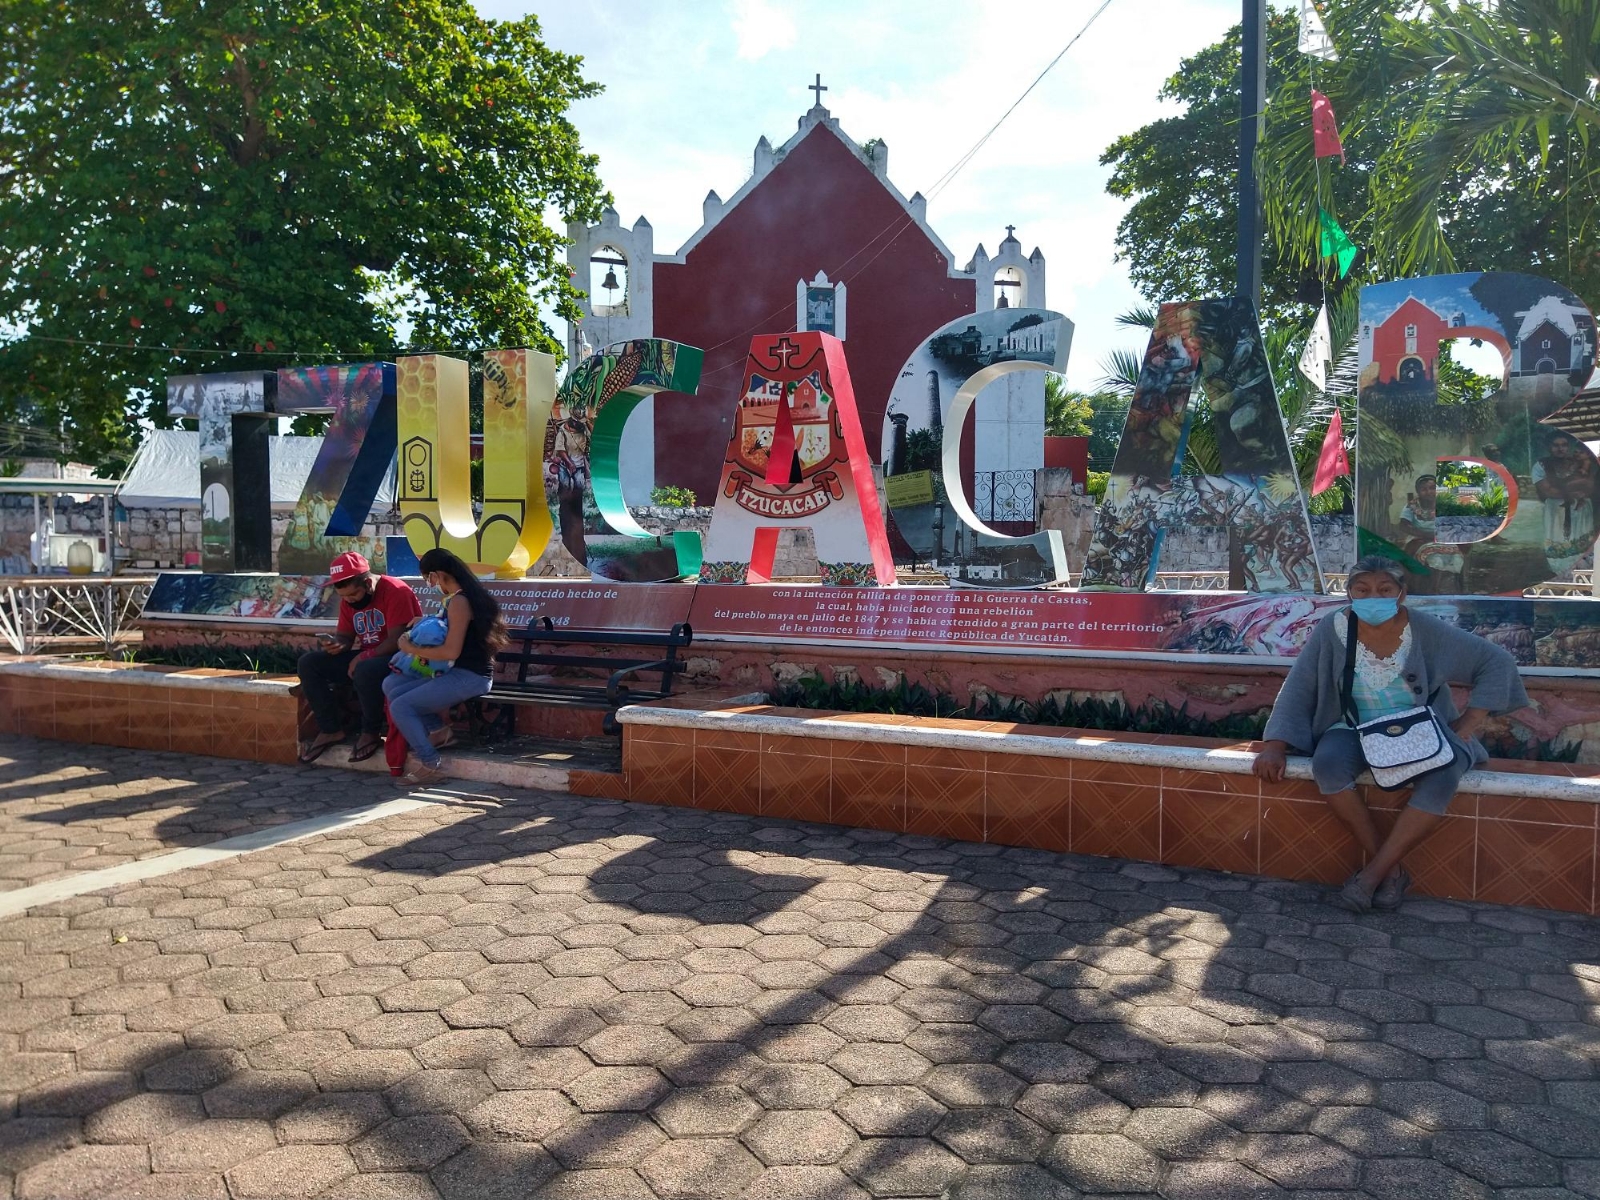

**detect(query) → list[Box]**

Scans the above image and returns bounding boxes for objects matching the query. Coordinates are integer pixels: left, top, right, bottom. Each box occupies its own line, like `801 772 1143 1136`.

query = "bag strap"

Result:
1340 609 1360 727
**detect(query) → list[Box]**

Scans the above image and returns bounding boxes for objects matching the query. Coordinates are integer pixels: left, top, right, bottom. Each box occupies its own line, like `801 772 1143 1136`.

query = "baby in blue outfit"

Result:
389 615 453 678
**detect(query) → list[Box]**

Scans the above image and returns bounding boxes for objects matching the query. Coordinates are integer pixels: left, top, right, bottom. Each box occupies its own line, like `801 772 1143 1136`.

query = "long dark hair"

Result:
418 548 509 652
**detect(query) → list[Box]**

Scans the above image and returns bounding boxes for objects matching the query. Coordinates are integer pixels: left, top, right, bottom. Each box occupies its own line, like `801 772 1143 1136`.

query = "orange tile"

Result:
904 765 984 843
569 770 631 800
15 685 54 739
695 747 762 815
1476 795 1597 828
1072 759 1162 787
760 733 830 758
53 691 95 744
1162 767 1258 798
169 722 221 759
760 752 832 824
623 738 694 807
90 700 132 749
990 753 1070 780
1258 776 1323 802
254 717 299 764
1474 819 1594 915
831 745 905 833
986 771 1070 853
694 728 760 755
1259 797 1362 885
1070 781 1160 863
1161 789 1258 875
1406 816 1477 902
906 744 987 773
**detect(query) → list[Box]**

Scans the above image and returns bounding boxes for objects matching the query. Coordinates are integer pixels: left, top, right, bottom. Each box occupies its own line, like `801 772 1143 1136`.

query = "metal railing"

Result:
973 470 1036 525
0 577 155 656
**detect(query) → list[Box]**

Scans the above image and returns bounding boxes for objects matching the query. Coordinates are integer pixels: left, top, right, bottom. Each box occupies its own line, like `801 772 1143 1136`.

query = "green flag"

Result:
1319 208 1359 278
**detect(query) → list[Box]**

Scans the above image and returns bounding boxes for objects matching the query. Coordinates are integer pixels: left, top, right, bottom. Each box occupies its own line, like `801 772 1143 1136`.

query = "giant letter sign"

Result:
274 363 397 576
166 371 277 573
1083 298 1323 592
881 309 1072 587
397 350 555 574
1356 272 1599 594
548 339 705 582
700 333 895 586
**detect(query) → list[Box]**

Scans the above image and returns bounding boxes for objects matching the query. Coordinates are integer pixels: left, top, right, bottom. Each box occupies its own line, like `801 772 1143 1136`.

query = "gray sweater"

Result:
1262 607 1529 763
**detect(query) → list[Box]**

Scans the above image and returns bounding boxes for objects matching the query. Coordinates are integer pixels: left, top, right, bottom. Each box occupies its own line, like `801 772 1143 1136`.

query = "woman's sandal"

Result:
348 736 384 764
297 734 344 764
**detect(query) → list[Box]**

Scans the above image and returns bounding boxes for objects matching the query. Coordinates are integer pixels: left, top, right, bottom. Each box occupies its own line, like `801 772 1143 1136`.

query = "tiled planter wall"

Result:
596 704 1600 917
0 661 299 765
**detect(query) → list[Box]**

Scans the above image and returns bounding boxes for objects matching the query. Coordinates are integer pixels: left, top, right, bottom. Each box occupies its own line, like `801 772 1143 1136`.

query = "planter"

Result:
0 660 299 765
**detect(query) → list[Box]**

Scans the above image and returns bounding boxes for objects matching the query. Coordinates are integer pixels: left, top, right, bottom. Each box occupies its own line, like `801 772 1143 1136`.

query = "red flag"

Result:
1312 409 1351 494
1311 89 1345 163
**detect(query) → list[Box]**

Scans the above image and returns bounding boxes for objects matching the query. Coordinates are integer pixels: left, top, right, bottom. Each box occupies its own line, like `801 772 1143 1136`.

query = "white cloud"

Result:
730 0 798 61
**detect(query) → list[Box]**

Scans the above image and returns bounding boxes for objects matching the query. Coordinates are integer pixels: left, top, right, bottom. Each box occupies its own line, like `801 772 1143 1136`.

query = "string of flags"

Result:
1296 0 1353 493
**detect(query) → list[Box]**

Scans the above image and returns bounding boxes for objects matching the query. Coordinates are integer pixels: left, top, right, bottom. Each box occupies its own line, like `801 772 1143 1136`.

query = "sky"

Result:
475 0 1244 392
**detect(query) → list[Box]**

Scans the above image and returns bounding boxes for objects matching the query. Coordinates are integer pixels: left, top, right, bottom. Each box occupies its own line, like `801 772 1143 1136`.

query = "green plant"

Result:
1086 470 1110 500
119 643 303 675
1478 480 1510 518
1481 730 1582 763
650 485 697 509
1436 494 1482 516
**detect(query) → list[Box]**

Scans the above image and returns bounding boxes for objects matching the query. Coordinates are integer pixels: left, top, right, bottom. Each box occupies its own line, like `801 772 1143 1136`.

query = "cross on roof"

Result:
1005 225 1016 239
809 73 827 106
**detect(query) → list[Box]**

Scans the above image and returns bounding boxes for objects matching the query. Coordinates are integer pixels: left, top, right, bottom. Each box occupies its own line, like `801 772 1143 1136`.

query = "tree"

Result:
1260 0 1600 299
0 1 608 471
1043 373 1094 437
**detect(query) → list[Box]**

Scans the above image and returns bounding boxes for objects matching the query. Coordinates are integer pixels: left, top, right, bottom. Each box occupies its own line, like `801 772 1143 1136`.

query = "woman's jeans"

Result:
382 669 492 768
1311 726 1470 815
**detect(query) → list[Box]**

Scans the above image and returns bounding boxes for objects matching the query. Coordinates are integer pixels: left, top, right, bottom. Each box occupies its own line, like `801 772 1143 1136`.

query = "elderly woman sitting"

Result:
1253 555 1528 911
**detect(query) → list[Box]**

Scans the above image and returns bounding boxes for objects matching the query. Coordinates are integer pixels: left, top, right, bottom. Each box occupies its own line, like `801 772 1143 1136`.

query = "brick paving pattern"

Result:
0 737 397 892
0 737 1597 1198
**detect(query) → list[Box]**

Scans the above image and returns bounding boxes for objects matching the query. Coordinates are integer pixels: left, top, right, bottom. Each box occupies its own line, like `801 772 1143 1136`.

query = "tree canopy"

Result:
0 1 608 471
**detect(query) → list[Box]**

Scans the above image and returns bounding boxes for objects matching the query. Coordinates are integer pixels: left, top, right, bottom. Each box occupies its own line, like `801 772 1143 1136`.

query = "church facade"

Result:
565 96 1049 505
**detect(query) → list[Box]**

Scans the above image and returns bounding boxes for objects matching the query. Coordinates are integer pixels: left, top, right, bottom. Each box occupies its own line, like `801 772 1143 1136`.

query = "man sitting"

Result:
297 551 421 763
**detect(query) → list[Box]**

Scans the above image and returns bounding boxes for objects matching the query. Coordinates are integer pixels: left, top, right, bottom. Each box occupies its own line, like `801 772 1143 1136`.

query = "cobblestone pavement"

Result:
0 738 1599 1199
0 737 398 892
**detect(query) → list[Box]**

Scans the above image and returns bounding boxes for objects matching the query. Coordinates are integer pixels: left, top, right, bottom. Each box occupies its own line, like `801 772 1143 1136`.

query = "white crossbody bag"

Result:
1340 612 1456 790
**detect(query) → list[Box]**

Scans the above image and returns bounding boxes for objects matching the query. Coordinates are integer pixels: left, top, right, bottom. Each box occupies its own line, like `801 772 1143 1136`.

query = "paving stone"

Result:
828 1044 932 1087
16 1143 150 1200
1492 1105 1600 1158
321 1172 442 1200
652 1085 761 1137
1043 1132 1162 1193
738 1164 872 1200
1432 1130 1562 1188
1241 1133 1360 1189
1375 1080 1489 1129
1162 1160 1286 1198
532 1167 656 1199
745 1109 858 1165
1363 1157 1492 1200
933 1107 1048 1164
203 1067 316 1118
545 1112 666 1169
352 1114 470 1171
151 1117 276 1172
921 1063 1025 1107
943 1163 1078 1200
386 1068 495 1116
840 1137 967 1197
224 1144 358 1199
142 1047 246 1092
464 1089 576 1140
277 1091 392 1143
1121 1106 1244 1159
84 1091 205 1143
432 1142 558 1200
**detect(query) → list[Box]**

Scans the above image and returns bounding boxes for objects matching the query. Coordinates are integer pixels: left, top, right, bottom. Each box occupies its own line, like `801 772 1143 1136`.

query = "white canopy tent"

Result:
117 429 396 511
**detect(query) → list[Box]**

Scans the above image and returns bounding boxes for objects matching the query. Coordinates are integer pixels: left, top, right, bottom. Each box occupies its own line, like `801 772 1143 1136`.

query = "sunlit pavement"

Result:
0 735 1597 1199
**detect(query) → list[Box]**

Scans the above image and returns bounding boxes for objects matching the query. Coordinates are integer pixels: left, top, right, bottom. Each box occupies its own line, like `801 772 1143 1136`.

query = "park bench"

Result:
470 617 694 738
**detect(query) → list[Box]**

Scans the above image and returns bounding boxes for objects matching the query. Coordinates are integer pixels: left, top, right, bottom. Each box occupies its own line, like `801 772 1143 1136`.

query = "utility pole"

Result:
1236 0 1267 308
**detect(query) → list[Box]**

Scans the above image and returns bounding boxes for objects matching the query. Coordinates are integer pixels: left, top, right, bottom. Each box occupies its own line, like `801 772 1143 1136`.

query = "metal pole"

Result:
1236 0 1267 307
102 494 114 576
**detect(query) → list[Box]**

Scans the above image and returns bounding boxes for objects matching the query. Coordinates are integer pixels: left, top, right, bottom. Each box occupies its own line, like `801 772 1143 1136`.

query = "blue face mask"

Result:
1351 597 1400 625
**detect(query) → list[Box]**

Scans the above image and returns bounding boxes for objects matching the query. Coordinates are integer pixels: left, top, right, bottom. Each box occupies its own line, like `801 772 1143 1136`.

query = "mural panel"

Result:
1356 272 1600 594
700 333 894 585
549 338 705 583
1082 298 1323 592
274 363 397 576
165 371 276 573
397 350 555 574
882 308 1072 587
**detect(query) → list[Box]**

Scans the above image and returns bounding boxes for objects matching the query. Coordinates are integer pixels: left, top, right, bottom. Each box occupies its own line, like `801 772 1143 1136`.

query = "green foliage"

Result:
771 674 967 719
904 426 943 474
0 2 608 472
1438 481 1511 518
1085 470 1110 500
1087 400 1131 470
1436 461 1488 490
650 485 698 508
1043 374 1094 438
1480 729 1583 762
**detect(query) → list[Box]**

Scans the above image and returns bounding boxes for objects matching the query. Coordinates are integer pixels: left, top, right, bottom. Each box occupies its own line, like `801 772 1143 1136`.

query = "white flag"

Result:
1298 303 1333 391
1298 0 1339 60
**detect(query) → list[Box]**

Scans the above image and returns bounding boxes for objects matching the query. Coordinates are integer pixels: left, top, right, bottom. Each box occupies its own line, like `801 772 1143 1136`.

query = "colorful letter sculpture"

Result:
550 339 706 582
1356 272 1600 594
166 371 277 573
700 333 895 585
1083 298 1323 592
274 364 397 576
397 350 555 574
882 309 1073 587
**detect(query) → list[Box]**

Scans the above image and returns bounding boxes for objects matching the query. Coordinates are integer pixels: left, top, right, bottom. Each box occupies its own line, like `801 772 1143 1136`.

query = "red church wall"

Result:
651 128 977 501
1372 296 1450 384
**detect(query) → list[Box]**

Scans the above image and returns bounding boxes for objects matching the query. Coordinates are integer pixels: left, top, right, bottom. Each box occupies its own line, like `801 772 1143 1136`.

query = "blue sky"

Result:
476 0 1243 391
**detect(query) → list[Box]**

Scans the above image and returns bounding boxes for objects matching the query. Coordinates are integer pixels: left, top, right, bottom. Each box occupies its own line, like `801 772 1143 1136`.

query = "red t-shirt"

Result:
336 576 422 659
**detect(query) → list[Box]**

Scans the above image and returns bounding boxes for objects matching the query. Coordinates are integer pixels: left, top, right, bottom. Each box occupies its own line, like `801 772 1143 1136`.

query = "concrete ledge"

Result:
0 658 296 698
617 702 1600 805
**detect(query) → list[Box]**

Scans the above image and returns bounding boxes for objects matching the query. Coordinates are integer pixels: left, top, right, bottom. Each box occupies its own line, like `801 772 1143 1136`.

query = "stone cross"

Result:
810 74 827 106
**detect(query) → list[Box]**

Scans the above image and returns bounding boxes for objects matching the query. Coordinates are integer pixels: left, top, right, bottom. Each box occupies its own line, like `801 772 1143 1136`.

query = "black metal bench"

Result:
471 618 694 737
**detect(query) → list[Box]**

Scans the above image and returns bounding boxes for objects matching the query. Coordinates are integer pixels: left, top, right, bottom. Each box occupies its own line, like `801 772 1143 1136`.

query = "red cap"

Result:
328 552 371 583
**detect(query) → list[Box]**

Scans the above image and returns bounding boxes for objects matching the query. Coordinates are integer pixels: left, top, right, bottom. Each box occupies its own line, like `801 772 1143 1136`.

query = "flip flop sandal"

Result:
298 737 343 764
349 737 384 764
